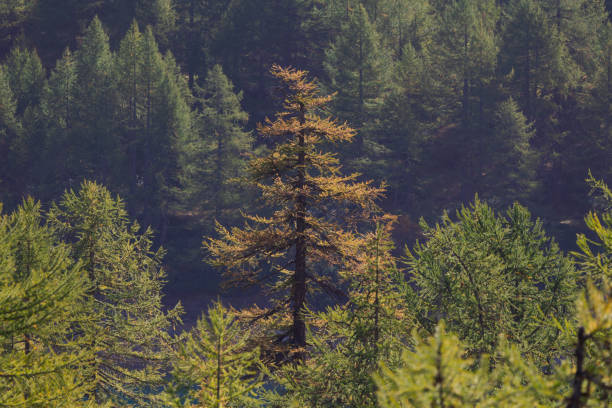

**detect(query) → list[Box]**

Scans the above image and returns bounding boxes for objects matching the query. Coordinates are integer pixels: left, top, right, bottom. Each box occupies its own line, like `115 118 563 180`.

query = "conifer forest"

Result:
2 0 612 406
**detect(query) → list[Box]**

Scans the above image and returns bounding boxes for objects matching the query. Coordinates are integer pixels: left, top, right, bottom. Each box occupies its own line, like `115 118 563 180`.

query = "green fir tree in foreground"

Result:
407 197 578 363
47 181 182 406
165 301 263 408
0 199 90 407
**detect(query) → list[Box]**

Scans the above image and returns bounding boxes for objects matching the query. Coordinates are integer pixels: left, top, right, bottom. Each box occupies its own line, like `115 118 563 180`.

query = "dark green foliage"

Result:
407 197 578 363
213 0 321 122
484 97 539 202
431 0 498 125
72 17 118 185
324 3 391 152
35 48 78 201
0 64 22 205
175 64 252 225
3 47 44 115
115 20 193 228
500 0 577 137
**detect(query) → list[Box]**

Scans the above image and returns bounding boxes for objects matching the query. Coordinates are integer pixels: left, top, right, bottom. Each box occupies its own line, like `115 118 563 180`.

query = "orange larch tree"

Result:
205 65 385 352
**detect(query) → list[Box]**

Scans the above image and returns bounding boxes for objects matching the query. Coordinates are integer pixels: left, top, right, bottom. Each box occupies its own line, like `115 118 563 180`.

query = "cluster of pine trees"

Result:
0 15 254 239
1 64 611 407
1 0 612 239
1 0 612 406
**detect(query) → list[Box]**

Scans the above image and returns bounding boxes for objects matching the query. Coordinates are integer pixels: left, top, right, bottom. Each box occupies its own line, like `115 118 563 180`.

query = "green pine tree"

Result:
483 97 538 203
377 0 432 58
0 64 23 206
0 198 91 407
47 181 182 406
500 0 578 139
37 48 78 198
324 3 391 152
164 301 263 408
3 46 45 115
431 0 498 125
176 64 252 224
407 197 578 364
73 16 118 186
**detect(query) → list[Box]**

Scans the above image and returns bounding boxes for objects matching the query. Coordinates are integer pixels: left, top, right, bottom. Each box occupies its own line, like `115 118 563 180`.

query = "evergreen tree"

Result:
0 0 35 56
374 322 559 407
540 0 608 76
172 0 229 88
0 199 91 407
135 0 176 49
72 17 118 186
407 197 578 363
38 48 77 197
47 181 182 406
0 64 25 206
374 41 438 210
164 301 263 408
500 0 578 140
324 3 391 151
176 64 252 224
214 0 328 124
114 21 192 230
377 0 432 58
147 47 194 235
206 66 384 353
3 46 45 115
115 19 145 204
480 97 539 204
432 0 498 125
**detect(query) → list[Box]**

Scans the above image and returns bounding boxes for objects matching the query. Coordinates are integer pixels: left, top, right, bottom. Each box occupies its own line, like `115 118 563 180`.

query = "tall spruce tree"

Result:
0 64 22 206
176 64 252 224
324 3 391 152
147 48 194 236
38 48 77 197
206 66 384 353
375 40 438 210
47 181 182 406
500 0 578 140
72 17 118 186
484 97 538 202
432 0 498 125
3 46 45 115
115 21 193 230
377 0 432 58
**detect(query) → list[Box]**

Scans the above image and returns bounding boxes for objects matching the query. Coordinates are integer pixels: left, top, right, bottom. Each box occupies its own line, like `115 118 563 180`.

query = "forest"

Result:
0 0 612 406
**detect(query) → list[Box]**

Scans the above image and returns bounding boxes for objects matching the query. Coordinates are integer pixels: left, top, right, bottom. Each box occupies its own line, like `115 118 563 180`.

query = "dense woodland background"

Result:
1 0 612 406
1 0 611 299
